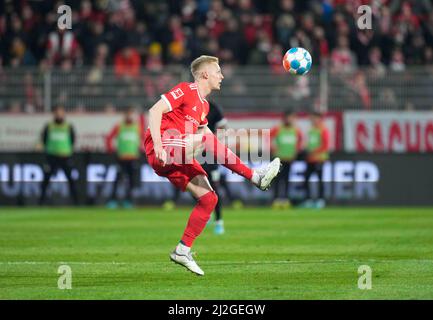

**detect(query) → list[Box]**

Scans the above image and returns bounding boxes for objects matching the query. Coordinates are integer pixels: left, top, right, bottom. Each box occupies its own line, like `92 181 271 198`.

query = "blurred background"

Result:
0 0 433 206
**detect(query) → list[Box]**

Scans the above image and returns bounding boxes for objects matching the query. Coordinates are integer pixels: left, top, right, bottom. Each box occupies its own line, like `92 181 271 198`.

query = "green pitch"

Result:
1 207 433 299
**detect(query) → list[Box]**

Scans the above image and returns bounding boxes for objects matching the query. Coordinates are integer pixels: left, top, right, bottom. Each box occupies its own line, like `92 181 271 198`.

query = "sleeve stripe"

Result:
160 94 172 112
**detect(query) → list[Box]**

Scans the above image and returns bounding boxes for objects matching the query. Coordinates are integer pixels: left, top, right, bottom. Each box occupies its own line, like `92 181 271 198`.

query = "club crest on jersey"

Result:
201 112 206 121
170 88 184 100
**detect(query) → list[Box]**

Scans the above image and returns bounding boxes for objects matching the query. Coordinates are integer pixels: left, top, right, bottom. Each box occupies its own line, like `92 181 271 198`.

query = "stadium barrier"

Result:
1 152 432 206
344 111 433 153
1 66 433 113
0 112 342 152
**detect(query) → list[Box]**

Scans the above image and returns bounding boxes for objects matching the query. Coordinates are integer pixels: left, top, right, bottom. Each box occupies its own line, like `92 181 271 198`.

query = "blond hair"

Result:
190 55 219 79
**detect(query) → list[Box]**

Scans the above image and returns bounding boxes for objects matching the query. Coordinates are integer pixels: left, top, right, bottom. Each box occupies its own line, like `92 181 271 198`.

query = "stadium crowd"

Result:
1 0 433 68
1 0 433 113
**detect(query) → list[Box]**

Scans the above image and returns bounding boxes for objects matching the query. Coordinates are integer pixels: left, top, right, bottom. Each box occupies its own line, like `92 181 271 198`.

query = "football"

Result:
283 47 313 75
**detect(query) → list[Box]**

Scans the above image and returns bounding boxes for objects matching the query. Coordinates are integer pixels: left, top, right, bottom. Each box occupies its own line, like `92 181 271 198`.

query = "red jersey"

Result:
144 82 210 190
157 82 209 136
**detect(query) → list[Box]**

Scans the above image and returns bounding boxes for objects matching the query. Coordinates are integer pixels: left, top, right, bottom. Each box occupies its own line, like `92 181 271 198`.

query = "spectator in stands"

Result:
354 29 377 66
46 28 80 66
268 44 284 74
331 36 357 73
274 13 295 49
187 25 209 58
350 71 372 110
423 12 433 45
390 48 406 72
1 0 433 115
81 21 109 65
145 42 163 71
395 1 420 34
114 45 141 79
247 30 272 65
168 41 188 65
1 0 433 71
423 47 433 65
406 32 425 65
311 26 329 66
219 19 247 64
368 46 386 78
241 13 258 49
168 15 186 44
206 0 227 39
133 22 152 59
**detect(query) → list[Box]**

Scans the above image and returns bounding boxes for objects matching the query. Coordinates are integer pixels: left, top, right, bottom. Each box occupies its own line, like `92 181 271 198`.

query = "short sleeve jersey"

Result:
159 82 210 135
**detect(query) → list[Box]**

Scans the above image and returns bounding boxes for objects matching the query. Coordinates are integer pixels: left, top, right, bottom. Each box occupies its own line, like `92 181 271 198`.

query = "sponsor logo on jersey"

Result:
185 114 200 126
170 88 184 100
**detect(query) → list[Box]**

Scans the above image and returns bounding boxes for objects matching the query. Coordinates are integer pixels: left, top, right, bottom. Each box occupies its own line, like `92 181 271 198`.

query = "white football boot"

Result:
253 158 282 191
170 249 205 276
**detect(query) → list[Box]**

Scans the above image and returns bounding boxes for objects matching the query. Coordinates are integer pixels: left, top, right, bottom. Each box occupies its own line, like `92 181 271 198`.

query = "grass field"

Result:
1 206 433 299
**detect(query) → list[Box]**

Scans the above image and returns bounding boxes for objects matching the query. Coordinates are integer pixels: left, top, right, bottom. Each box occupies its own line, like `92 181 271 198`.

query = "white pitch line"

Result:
0 259 432 266
0 261 127 265
203 259 433 265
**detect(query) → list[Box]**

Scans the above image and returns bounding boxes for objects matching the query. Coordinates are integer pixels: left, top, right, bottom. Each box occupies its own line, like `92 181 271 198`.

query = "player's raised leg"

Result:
169 175 217 276
186 131 282 191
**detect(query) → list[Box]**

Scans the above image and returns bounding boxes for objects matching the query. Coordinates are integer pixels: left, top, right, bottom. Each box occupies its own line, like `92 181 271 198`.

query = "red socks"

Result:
180 134 253 247
181 191 219 247
201 133 253 180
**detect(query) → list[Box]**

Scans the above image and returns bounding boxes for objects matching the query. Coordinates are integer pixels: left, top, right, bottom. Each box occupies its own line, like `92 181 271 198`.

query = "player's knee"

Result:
202 191 218 209
209 191 218 208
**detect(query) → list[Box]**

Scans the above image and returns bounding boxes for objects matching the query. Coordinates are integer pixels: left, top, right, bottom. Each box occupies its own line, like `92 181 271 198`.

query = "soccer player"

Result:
105 107 145 209
145 55 281 276
270 110 302 208
303 112 330 209
39 105 78 205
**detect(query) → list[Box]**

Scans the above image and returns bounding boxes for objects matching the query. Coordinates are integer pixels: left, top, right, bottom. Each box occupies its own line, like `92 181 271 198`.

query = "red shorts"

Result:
144 132 207 191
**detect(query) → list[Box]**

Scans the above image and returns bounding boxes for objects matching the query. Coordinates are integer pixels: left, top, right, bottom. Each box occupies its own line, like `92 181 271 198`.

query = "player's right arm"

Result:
148 99 170 166
149 82 187 166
